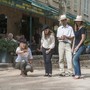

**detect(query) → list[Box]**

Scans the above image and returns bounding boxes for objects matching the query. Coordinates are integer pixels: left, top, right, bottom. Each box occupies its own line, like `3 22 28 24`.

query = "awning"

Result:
26 0 59 15
66 13 90 26
0 0 59 20
26 0 59 20
85 21 90 26
66 13 76 19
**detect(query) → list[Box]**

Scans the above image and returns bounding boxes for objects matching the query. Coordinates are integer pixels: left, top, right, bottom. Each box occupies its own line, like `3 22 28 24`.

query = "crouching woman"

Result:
15 40 33 76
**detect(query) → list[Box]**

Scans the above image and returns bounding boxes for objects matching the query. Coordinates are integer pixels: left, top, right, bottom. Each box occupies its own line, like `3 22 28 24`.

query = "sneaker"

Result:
74 75 80 79
44 73 48 77
48 74 52 77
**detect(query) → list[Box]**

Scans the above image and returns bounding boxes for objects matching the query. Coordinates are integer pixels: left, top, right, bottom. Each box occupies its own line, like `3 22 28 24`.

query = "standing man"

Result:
57 15 75 76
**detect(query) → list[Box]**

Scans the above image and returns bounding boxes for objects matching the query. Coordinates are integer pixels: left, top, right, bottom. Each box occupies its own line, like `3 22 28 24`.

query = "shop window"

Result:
66 0 71 9
74 0 78 12
53 0 59 3
0 14 7 34
84 0 89 16
20 15 30 41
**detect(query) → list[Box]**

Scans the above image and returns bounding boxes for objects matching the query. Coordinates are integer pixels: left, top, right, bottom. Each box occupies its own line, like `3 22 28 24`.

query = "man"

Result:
57 15 75 76
6 33 17 42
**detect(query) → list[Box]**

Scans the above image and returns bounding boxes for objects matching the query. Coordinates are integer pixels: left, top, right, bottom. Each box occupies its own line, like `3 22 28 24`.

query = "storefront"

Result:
0 0 59 42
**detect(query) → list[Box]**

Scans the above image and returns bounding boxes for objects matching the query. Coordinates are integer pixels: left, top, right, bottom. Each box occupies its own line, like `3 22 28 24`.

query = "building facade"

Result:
66 0 90 25
0 0 61 42
65 0 90 38
37 0 60 9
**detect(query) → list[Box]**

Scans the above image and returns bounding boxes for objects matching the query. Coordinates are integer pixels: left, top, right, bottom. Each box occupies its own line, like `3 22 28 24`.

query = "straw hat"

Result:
58 15 67 21
74 15 83 21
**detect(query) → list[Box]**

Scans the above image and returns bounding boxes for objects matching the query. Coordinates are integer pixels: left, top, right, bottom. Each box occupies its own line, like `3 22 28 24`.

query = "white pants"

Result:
58 42 73 73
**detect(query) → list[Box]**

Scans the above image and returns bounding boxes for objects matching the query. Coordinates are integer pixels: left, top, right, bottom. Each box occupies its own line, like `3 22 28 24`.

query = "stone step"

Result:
0 55 90 69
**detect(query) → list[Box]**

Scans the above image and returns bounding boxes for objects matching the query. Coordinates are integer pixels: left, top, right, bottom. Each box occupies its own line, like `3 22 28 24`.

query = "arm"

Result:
57 34 74 41
57 28 62 40
16 49 28 54
28 48 33 63
72 38 75 53
63 27 75 41
57 35 74 41
16 51 24 54
46 34 55 54
64 36 74 41
75 34 86 52
57 37 64 40
16 47 24 54
40 31 44 49
49 34 55 49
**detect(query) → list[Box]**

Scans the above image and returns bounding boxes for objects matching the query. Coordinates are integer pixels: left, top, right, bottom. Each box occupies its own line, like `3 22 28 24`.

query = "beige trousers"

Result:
58 42 73 73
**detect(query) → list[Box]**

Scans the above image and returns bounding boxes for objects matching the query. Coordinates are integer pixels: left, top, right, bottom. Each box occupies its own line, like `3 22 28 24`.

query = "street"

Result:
0 0 90 90
0 68 90 90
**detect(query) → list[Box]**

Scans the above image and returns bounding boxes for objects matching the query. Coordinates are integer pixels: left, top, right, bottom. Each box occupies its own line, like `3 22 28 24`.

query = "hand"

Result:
23 50 28 53
37 48 41 52
71 48 74 53
46 49 51 54
40 45 42 50
29 60 32 64
74 46 79 52
61 35 66 40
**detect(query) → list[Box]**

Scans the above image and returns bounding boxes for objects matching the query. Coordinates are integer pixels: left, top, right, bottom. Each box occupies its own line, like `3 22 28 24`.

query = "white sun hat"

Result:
74 15 83 21
58 14 67 21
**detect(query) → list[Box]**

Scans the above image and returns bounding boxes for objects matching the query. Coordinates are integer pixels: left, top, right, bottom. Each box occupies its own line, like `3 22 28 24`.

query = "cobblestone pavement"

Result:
0 68 90 90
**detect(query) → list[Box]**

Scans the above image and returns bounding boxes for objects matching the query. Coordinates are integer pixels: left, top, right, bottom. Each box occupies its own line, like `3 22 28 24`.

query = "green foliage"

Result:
0 39 18 54
84 38 90 46
69 19 75 28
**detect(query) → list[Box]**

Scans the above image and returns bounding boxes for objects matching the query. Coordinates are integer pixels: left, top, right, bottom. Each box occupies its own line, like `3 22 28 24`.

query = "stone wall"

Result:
0 5 22 36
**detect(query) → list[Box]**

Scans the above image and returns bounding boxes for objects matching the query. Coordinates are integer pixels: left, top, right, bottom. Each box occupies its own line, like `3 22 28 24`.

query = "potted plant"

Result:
0 39 18 63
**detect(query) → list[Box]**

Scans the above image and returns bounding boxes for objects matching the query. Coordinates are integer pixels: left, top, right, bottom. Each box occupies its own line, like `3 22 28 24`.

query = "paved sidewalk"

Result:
0 68 90 90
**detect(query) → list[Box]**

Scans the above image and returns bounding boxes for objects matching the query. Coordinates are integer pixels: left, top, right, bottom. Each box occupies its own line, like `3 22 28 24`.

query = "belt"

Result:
59 41 69 43
42 47 50 50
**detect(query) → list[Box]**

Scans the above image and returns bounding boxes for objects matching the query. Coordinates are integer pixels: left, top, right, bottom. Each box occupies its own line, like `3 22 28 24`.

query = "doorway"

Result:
20 15 40 42
0 14 7 34
20 15 30 41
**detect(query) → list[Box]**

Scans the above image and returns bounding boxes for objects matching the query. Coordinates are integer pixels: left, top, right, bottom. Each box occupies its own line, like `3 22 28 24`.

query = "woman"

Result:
41 25 55 77
72 15 86 79
15 40 33 76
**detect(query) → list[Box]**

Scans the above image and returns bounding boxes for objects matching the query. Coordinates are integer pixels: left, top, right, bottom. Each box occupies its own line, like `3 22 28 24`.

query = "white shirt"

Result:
41 32 55 49
15 47 33 62
57 25 75 43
